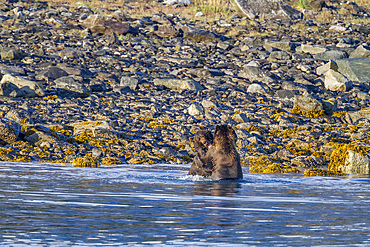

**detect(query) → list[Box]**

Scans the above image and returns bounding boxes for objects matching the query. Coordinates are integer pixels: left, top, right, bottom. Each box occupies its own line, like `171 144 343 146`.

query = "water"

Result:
1 162 369 246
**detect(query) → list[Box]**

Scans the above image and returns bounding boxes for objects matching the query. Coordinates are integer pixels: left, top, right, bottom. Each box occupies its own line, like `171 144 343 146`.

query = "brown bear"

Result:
188 127 213 177
204 125 243 180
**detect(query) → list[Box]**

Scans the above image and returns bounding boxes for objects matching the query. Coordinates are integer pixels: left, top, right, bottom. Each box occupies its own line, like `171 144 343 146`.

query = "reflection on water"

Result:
192 180 242 197
0 162 369 246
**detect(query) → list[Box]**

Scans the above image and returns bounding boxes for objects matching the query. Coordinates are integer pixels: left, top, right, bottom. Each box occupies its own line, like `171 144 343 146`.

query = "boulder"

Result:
4 109 33 124
233 0 302 20
336 57 370 83
294 95 323 113
71 121 111 136
155 24 180 38
0 47 24 60
264 40 296 52
239 65 272 82
324 69 352 92
313 50 348 61
247 83 267 94
90 20 131 35
0 118 20 145
345 109 370 124
120 76 139 90
54 76 88 94
0 74 44 97
182 26 227 42
349 45 370 58
153 78 204 92
339 149 370 175
36 66 69 82
188 103 204 116
316 60 338 75
300 44 327 54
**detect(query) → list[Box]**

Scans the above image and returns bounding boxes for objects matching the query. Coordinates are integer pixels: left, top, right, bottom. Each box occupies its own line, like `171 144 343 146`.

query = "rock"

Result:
90 20 131 35
300 44 327 54
275 90 298 100
340 149 370 175
336 57 370 83
232 113 249 123
324 69 352 92
120 76 139 90
269 50 291 60
36 66 69 82
163 0 192 6
345 109 370 124
0 47 24 60
264 40 296 52
201 99 216 108
329 25 347 32
93 128 131 140
239 65 272 82
188 103 204 116
54 76 88 94
155 24 180 38
349 45 370 58
25 130 58 147
4 109 33 124
294 94 323 113
153 78 204 92
71 121 111 136
183 26 227 42
316 60 338 75
234 0 302 20
247 83 267 94
0 118 20 145
0 74 44 97
313 50 348 61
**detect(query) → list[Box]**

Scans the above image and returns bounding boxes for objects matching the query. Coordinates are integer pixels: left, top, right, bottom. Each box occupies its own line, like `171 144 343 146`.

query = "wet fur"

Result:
204 125 243 180
188 127 213 177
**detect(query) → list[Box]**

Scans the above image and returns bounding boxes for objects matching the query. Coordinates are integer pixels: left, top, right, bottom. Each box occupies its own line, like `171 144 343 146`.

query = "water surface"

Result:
1 162 369 246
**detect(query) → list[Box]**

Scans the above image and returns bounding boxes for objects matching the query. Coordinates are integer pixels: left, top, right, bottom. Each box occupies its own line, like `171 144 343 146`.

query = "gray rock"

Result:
0 74 44 97
247 83 267 94
5 109 33 124
346 109 370 124
188 103 204 116
269 50 291 60
54 76 88 94
36 66 69 82
275 90 298 100
349 45 370 58
120 76 139 90
294 94 323 113
231 113 249 123
0 118 20 145
239 65 272 82
336 57 370 83
0 47 24 60
234 0 302 20
25 130 58 147
324 69 352 92
153 78 204 92
183 26 227 42
301 44 327 54
264 40 296 52
313 50 348 61
316 60 338 75
340 149 370 174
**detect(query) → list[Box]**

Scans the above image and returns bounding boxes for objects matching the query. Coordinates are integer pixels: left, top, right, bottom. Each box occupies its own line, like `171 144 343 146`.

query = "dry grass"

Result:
44 0 369 25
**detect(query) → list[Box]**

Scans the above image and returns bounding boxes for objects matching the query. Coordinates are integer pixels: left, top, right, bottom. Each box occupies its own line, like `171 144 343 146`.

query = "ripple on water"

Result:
0 162 369 246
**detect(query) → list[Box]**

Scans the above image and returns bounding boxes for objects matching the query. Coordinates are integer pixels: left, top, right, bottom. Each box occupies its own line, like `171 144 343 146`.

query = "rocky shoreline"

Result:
0 0 369 175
